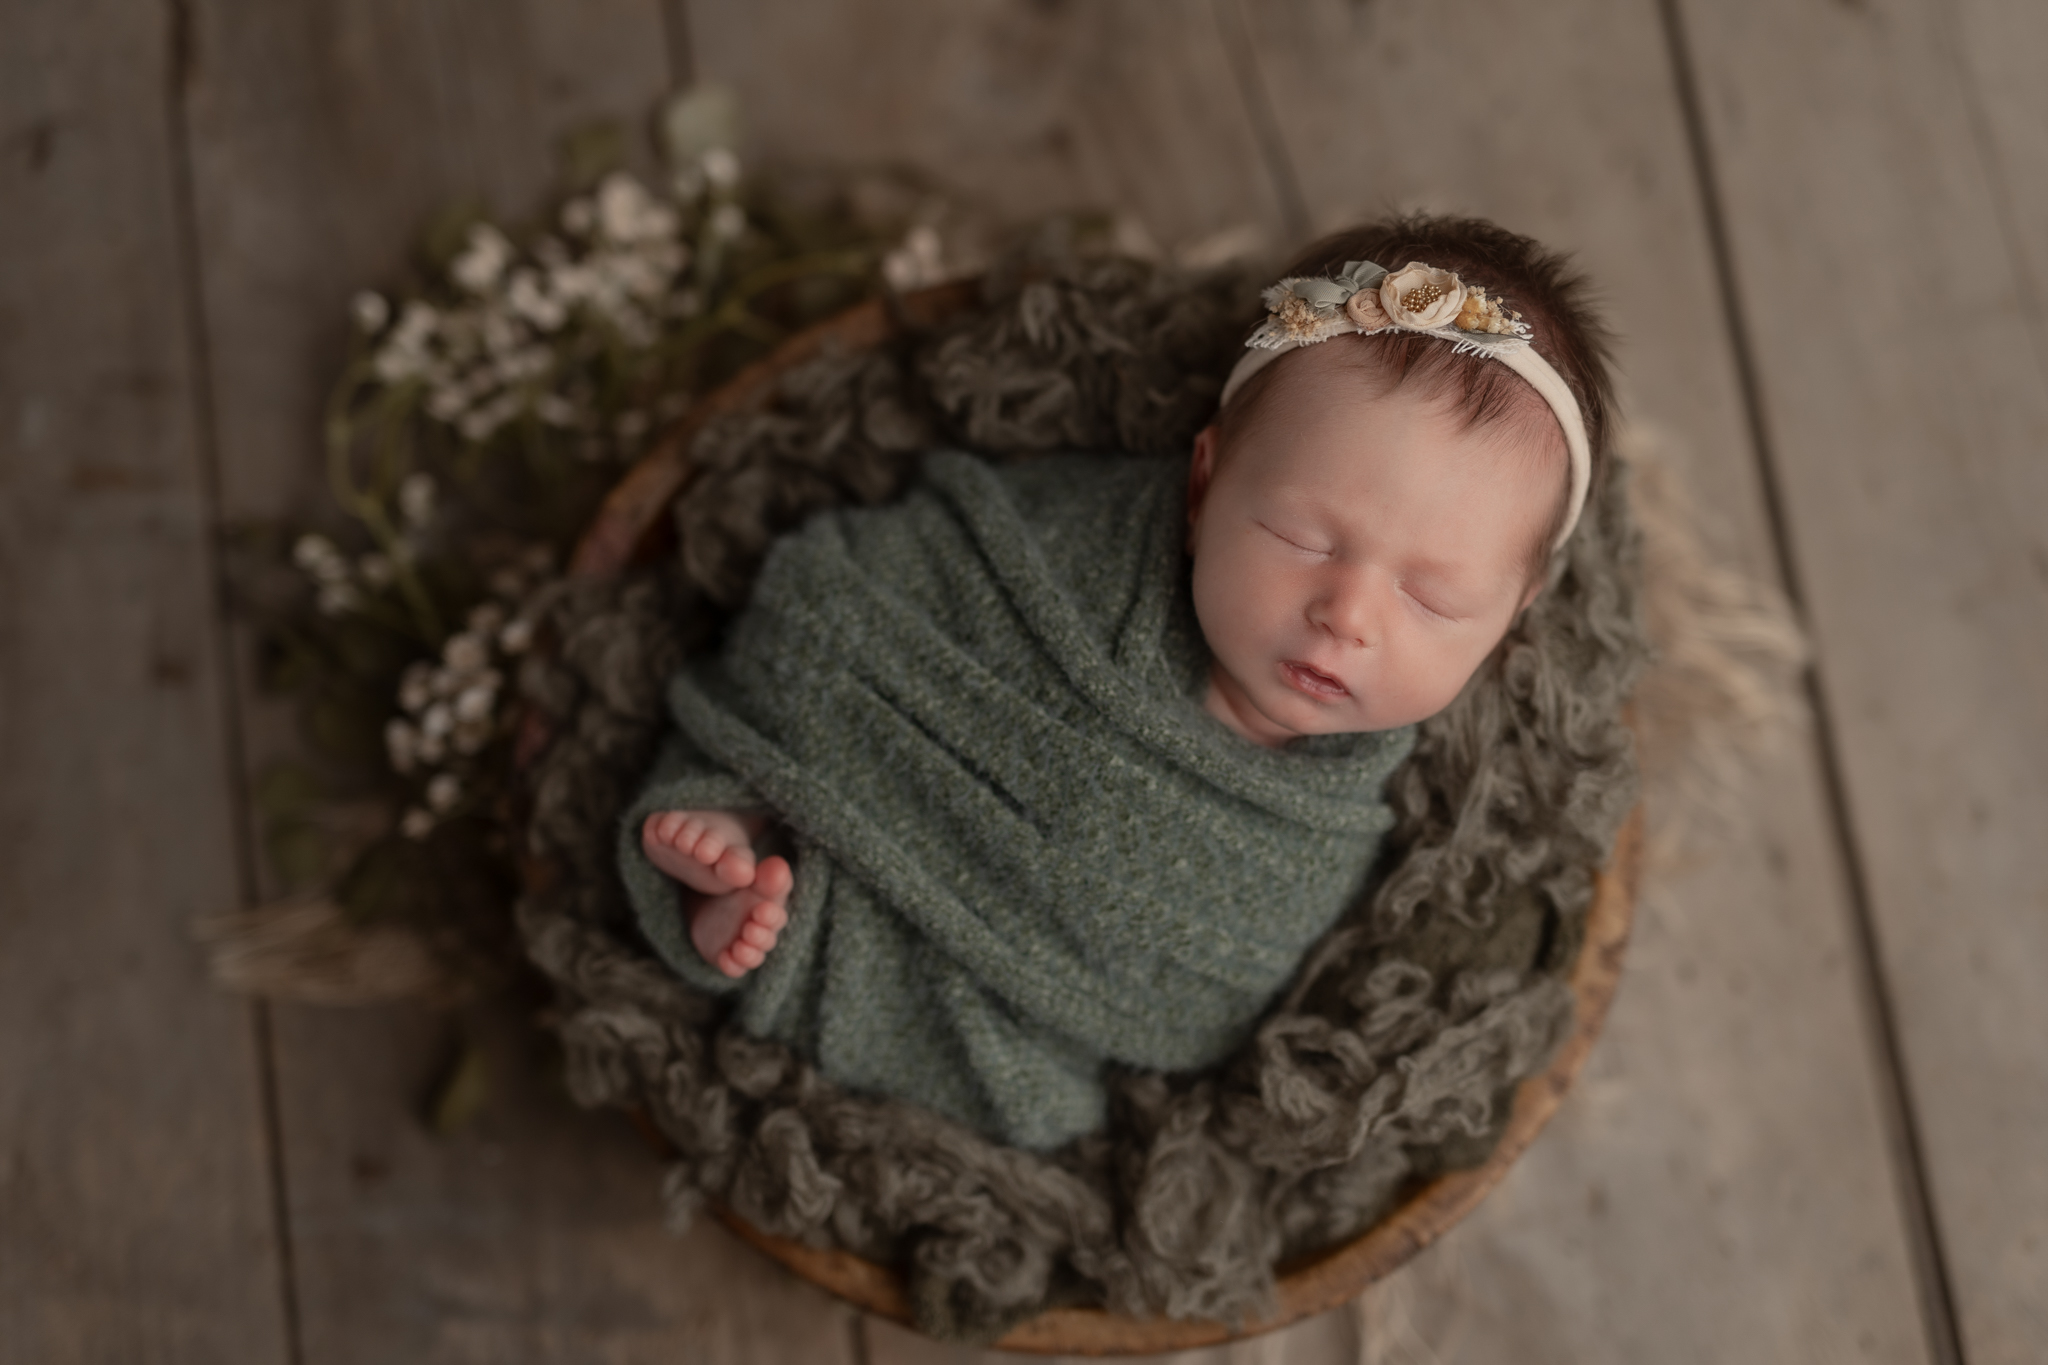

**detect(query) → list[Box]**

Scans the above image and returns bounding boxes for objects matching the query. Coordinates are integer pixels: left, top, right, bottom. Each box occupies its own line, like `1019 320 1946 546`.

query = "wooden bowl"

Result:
568 281 1642 1356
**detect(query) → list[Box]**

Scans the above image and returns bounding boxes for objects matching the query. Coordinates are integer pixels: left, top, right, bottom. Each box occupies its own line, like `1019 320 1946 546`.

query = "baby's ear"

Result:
1188 426 1220 528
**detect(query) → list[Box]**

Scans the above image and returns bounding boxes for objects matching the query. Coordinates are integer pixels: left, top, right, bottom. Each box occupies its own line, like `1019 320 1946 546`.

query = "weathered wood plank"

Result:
863 1303 1356 1365
1676 0 2048 1359
0 1 291 1359
178 1 859 1359
1949 0 2048 377
1235 1 1935 1359
689 0 1289 259
272 1000 858 1363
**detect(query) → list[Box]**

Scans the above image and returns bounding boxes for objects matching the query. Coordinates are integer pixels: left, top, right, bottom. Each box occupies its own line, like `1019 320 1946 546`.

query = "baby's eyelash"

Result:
1261 522 1329 556
1401 586 1456 622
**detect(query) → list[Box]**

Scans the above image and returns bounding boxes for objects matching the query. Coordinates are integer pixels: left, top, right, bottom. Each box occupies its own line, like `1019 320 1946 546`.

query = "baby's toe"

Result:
727 940 765 970
739 920 777 951
644 811 683 848
713 845 757 887
752 899 788 932
754 855 794 900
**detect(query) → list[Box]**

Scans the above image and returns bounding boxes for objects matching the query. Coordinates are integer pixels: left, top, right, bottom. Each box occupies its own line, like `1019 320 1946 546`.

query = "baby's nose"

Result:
1312 573 1380 647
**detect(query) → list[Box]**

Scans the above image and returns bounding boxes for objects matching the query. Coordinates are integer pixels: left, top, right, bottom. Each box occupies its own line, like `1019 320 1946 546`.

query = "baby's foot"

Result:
690 855 793 978
642 810 758 895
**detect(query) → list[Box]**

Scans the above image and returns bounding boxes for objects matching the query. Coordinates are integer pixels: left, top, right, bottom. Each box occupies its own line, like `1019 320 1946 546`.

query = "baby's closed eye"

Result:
1259 521 1331 557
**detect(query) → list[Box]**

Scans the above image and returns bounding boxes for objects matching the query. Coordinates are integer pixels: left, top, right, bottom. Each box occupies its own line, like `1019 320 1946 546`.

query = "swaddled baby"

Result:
618 216 1607 1149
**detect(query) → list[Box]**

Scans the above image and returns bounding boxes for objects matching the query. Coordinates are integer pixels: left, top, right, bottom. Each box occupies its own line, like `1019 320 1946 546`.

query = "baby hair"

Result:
1215 213 1618 584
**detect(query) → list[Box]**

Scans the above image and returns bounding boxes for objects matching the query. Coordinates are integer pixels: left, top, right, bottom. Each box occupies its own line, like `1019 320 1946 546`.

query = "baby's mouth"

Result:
1280 660 1350 700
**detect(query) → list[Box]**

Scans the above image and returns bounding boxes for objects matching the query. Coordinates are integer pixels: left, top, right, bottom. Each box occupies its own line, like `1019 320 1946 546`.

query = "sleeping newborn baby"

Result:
618 217 1603 1149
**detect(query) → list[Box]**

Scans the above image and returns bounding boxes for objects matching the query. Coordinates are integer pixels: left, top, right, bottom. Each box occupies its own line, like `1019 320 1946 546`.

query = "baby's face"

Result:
1188 349 1562 746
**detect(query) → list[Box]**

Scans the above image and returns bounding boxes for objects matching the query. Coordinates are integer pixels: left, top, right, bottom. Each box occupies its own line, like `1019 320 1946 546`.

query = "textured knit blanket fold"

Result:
618 450 1415 1148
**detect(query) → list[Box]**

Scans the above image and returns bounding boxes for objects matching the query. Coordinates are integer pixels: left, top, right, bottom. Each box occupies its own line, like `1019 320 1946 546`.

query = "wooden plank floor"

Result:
4 0 2041 1361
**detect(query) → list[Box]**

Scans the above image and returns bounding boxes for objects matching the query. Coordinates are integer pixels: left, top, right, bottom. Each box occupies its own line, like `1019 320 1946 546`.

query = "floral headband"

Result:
1220 260 1592 552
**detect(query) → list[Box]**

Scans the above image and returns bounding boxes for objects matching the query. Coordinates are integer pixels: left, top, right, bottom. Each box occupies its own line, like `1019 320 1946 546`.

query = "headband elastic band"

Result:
1219 260 1591 553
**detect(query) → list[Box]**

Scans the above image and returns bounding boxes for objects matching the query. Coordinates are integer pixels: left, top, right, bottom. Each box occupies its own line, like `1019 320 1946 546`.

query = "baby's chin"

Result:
1250 675 1430 737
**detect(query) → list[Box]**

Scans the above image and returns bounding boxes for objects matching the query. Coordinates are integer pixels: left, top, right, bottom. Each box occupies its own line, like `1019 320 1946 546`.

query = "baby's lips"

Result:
1281 659 1351 698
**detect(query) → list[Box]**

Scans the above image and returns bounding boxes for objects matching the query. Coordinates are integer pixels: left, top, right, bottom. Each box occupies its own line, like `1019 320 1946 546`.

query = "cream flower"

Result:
1379 262 1467 329
1344 287 1388 329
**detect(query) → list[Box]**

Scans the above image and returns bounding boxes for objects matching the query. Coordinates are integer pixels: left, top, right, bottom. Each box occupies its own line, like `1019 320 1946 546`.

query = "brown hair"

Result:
1215 214 1617 582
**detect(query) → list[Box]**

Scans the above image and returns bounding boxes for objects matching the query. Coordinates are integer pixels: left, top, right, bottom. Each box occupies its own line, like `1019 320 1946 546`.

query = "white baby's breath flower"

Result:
708 202 746 242
597 174 680 244
534 393 578 427
398 663 433 715
316 582 360 616
416 730 446 765
357 552 394 587
442 633 488 675
399 473 436 529
384 718 419 774
426 382 471 422
426 773 462 813
352 291 390 334
293 534 344 580
455 681 499 726
452 223 515 294
400 807 435 840
506 269 567 331
480 306 524 357
883 224 945 291
457 391 522 443
420 701 454 740
453 719 492 756
494 346 552 385
498 617 535 654
372 300 441 381
701 147 741 190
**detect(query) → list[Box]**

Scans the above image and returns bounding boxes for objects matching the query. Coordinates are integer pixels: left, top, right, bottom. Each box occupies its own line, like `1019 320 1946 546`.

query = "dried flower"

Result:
400 807 435 840
426 773 462 812
1379 263 1467 330
1344 287 1389 329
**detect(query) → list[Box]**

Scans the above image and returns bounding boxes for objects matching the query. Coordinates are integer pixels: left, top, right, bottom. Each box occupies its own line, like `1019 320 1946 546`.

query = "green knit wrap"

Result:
618 451 1415 1148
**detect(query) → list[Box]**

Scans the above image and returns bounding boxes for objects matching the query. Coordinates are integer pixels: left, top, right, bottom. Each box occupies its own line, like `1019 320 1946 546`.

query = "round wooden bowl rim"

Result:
569 281 1643 1357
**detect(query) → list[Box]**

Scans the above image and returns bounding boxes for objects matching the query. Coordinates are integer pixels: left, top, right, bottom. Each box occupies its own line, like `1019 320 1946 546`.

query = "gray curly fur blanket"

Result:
517 250 1645 1341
